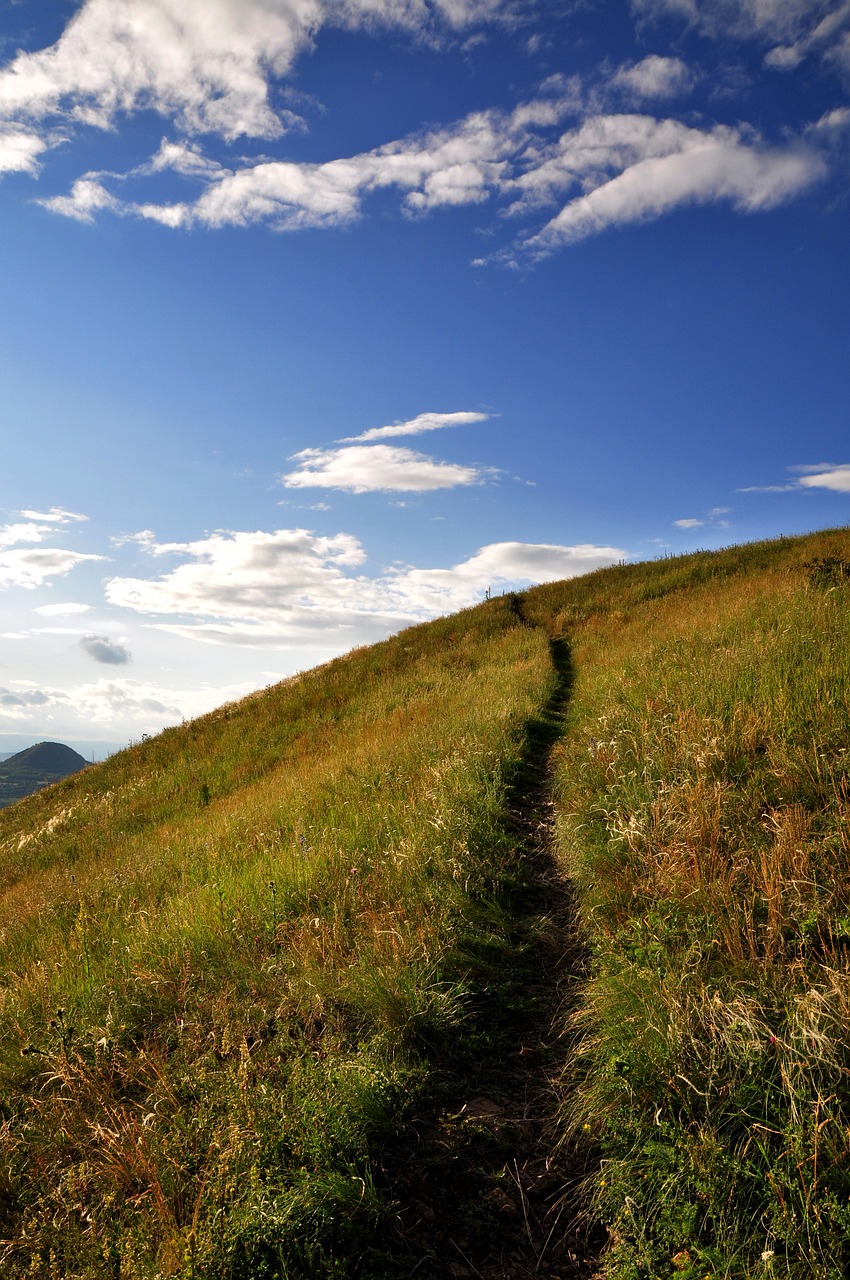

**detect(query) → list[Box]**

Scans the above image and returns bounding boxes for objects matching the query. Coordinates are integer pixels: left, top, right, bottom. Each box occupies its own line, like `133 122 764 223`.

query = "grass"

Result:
5 526 850 1277
0 597 554 1278
534 528 850 1279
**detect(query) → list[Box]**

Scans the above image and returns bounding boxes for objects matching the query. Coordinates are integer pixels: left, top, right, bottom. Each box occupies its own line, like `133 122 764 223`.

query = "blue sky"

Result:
0 0 848 755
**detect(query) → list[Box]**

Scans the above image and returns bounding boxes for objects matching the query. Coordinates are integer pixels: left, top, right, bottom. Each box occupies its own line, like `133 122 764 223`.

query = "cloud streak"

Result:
797 463 850 492
511 116 823 258
42 105 823 258
739 462 850 494
340 410 490 442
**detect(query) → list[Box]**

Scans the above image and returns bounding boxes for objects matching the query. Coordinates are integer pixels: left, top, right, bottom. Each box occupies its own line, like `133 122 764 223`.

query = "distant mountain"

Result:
0 741 88 808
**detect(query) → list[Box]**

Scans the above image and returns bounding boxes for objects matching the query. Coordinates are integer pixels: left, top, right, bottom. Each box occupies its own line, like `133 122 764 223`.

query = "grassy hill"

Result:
1 527 849 1278
0 741 88 809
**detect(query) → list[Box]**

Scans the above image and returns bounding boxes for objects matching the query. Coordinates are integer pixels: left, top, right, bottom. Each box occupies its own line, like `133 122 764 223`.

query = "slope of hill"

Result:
0 528 849 1278
0 740 88 809
523 530 850 1280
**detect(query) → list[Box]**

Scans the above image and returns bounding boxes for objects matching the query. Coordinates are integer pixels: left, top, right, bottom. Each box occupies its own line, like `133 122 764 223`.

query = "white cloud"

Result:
103 526 625 647
392 541 626 612
40 107 828 255
340 409 490 442
281 443 490 491
0 0 316 141
0 548 106 591
0 511 89 548
610 55 693 100
0 126 47 174
5 1 829 256
38 174 121 223
739 462 850 493
125 105 524 230
797 463 850 492
673 517 705 527
106 529 370 631
33 602 92 617
766 2 850 70
0 511 102 590
513 115 823 257
0 522 49 548
0 0 512 175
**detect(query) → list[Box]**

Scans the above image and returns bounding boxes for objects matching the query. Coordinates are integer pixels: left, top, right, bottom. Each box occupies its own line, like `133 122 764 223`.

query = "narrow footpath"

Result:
372 635 604 1279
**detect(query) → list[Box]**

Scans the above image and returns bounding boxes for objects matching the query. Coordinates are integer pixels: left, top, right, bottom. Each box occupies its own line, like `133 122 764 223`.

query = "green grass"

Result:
0 597 553 1278
5 527 850 1277
536 528 850 1279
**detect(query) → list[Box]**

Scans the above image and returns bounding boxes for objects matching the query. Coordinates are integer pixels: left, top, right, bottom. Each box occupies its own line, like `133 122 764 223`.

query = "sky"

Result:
0 0 848 756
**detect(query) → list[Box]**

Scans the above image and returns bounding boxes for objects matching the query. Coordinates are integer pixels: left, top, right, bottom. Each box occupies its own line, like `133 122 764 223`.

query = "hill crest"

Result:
2 740 88 776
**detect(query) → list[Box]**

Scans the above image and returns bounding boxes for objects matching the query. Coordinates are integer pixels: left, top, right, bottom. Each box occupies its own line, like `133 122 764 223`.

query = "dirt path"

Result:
371 636 603 1279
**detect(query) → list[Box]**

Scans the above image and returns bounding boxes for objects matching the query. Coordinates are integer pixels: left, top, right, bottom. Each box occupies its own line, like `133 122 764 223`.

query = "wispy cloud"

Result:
281 444 492 492
0 548 106 591
797 462 850 491
609 55 694 101
739 462 850 493
509 116 823 259
632 0 838 45
339 410 490 442
19 507 88 523
632 0 850 73
673 507 730 529
32 77 824 259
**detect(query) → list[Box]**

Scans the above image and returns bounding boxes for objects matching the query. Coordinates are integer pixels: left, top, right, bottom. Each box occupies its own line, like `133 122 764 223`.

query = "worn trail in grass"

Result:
370 633 603 1279
0 599 567 1277
4 528 850 1277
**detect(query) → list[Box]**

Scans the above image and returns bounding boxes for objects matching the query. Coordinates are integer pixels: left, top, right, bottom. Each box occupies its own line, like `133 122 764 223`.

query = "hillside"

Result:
0 528 849 1278
0 740 88 809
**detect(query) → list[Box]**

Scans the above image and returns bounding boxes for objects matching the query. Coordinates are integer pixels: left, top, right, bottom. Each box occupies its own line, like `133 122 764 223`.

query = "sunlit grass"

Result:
0 598 553 1277
539 528 850 1279
5 527 850 1278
